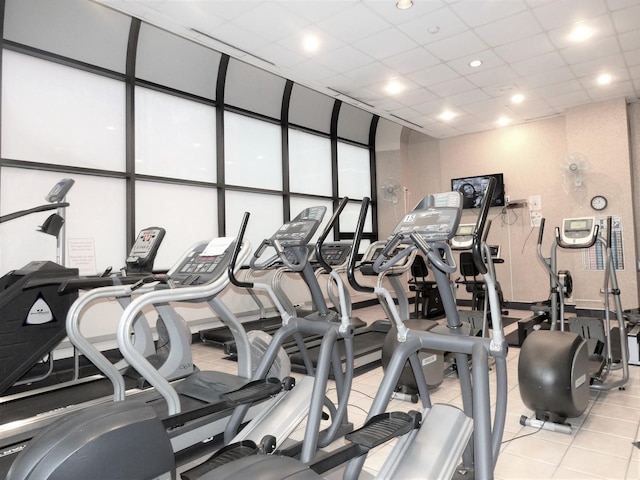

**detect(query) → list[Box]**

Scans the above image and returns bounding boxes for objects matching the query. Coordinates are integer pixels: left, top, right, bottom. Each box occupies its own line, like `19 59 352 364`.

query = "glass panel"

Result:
0 167 125 274
289 84 334 133
1 51 126 171
288 129 332 196
136 23 221 100
225 191 283 263
337 142 371 200
135 181 218 271
224 59 286 119
224 112 282 190
135 87 217 182
340 201 373 233
337 103 373 144
4 0 129 73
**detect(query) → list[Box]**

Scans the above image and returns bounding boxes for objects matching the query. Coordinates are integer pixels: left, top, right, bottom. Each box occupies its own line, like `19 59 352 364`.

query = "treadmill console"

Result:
271 206 326 247
393 191 462 242
45 178 75 203
560 217 597 247
451 223 475 250
170 239 235 286
126 227 166 273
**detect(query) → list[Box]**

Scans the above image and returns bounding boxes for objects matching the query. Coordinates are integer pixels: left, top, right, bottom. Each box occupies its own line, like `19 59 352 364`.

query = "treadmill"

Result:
0 231 280 477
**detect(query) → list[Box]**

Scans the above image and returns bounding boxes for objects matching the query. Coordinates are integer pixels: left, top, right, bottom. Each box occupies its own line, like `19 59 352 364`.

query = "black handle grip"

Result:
537 218 546 245
347 198 374 294
0 202 70 224
229 212 253 288
471 177 496 275
314 197 349 274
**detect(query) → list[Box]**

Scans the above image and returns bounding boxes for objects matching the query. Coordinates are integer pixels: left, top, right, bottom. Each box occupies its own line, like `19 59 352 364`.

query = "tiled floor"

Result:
191 305 640 479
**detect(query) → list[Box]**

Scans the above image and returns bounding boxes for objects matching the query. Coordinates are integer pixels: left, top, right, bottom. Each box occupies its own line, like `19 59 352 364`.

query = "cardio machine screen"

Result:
569 219 588 230
457 225 474 235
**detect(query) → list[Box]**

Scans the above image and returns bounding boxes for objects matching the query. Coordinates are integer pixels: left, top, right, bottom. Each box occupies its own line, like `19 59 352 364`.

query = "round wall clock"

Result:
590 195 608 211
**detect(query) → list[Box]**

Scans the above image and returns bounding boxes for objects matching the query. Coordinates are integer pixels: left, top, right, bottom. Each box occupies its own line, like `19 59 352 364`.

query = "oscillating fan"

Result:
561 152 591 192
380 178 403 204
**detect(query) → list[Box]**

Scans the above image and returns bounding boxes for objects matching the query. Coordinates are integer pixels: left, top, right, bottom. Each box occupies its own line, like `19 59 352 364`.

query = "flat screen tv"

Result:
450 173 506 209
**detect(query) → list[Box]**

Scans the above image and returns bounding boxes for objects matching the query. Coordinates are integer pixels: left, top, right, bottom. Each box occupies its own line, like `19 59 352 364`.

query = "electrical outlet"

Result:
529 195 542 211
530 211 542 227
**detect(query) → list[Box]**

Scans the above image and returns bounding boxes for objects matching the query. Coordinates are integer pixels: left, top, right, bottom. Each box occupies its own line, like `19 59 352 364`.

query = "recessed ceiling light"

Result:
427 25 440 35
303 34 320 53
469 60 482 68
439 110 456 121
396 0 413 10
597 73 612 85
511 94 524 104
497 117 511 127
569 23 593 42
385 80 405 95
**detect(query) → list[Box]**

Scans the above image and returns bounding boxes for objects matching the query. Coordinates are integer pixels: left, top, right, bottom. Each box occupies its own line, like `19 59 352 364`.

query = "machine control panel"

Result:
126 227 165 273
271 206 326 247
317 242 351 266
170 239 234 286
560 217 597 247
451 223 475 250
393 191 462 242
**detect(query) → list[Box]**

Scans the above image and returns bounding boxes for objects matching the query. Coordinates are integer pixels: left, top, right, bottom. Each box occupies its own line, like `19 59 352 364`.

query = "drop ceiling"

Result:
95 0 640 138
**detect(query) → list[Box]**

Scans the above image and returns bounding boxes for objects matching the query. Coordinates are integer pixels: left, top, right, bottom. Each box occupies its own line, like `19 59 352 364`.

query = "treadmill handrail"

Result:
116 241 252 415
0 202 69 224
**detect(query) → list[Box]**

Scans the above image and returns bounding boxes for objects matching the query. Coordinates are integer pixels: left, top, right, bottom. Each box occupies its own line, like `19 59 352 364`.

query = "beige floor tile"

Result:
494 451 558 479
559 446 628 479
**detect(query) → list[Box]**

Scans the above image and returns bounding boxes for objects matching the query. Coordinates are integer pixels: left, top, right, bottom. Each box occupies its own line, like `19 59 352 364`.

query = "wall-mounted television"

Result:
450 173 506 209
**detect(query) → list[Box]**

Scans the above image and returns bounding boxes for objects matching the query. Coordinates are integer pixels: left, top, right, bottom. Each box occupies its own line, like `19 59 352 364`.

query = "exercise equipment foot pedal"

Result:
345 411 421 449
220 378 284 406
180 440 260 479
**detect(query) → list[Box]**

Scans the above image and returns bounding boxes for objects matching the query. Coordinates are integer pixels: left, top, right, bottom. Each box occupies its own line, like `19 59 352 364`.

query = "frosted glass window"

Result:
135 181 218 271
337 143 371 200
135 87 216 182
225 191 283 262
225 112 282 190
288 130 332 196
337 103 374 144
289 84 334 133
289 197 335 245
136 23 221 100
225 59 286 119
4 0 130 73
1 51 126 171
340 201 373 234
0 168 126 274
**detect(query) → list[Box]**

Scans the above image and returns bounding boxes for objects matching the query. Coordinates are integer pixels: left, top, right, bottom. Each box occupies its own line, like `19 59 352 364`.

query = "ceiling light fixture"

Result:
497 117 511 127
303 34 320 53
385 80 405 95
597 73 612 85
469 60 482 68
569 23 593 42
396 0 413 10
439 110 456 121
511 94 524 104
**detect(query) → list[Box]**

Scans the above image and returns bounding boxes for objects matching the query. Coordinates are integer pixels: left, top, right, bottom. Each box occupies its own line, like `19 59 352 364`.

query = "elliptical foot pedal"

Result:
220 377 284 405
345 411 421 449
180 441 259 479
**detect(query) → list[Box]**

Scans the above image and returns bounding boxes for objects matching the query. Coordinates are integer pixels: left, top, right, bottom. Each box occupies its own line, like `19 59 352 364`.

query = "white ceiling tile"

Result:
606 0 640 10
313 44 376 72
315 2 392 44
624 49 640 66
570 54 628 78
407 63 460 87
561 36 622 64
353 28 419 61
619 31 640 52
611 6 640 33
428 77 477 98
447 49 506 76
538 79 586 98
510 51 568 76
447 88 492 107
381 47 441 75
426 30 490 61
253 42 306 69
278 0 356 23
413 97 452 116
474 10 544 47
449 0 529 28
518 66 576 89
399 6 469 45
393 88 439 107
363 0 445 26
341 61 400 87
547 14 616 50
494 34 557 64
232 3 311 43
466 65 521 89
587 79 636 99
532 0 608 30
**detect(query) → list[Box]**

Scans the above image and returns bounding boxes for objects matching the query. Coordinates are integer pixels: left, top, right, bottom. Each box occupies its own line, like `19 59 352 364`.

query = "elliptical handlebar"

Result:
228 212 253 289
314 197 349 274
0 202 70 224
471 176 496 276
554 224 599 249
347 197 374 294
606 216 612 247
249 239 280 271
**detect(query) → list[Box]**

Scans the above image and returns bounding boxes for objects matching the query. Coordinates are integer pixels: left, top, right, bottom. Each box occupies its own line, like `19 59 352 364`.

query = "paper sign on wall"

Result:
67 237 97 275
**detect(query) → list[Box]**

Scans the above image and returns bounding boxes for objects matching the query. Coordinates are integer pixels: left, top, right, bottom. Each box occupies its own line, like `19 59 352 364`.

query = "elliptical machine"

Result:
519 216 629 434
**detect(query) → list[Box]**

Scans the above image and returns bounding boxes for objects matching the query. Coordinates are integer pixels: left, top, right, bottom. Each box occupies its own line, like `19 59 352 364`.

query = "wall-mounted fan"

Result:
561 152 591 193
380 178 403 204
